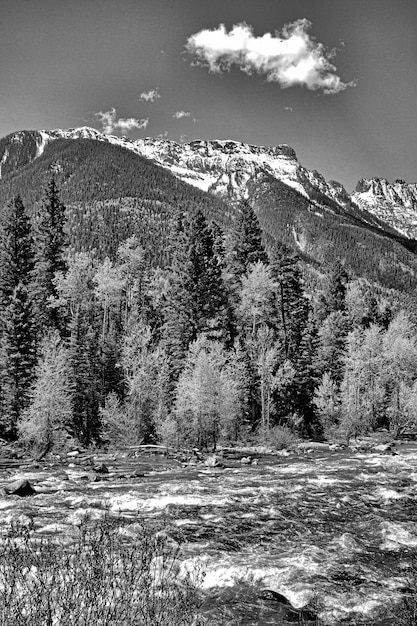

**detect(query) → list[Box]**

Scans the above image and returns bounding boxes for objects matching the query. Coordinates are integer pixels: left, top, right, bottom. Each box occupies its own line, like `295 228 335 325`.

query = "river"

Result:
1 442 417 624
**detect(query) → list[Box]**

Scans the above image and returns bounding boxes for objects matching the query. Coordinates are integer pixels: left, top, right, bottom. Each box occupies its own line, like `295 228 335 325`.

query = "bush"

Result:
0 516 204 626
263 424 298 450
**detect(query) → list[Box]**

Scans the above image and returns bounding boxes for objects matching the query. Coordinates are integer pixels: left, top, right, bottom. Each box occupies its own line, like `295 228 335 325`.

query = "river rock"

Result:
205 455 224 468
4 479 35 497
374 443 394 454
93 463 109 474
260 590 317 623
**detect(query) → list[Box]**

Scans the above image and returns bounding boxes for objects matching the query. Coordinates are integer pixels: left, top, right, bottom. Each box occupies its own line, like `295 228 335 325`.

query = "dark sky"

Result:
1 0 417 191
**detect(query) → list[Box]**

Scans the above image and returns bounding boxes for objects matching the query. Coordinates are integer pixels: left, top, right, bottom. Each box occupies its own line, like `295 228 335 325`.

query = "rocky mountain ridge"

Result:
1 126 417 238
353 177 417 238
0 125 351 205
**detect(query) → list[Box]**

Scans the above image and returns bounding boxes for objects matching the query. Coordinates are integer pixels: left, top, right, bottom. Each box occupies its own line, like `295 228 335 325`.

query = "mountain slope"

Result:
1 127 417 291
0 136 233 265
353 178 417 238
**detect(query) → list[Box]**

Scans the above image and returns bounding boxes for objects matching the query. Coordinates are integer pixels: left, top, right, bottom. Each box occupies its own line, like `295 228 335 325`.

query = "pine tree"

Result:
162 214 195 379
0 195 34 306
325 260 348 313
187 210 229 341
163 210 230 379
32 177 68 335
67 311 100 445
229 201 268 279
1 284 37 438
269 243 309 361
0 196 36 438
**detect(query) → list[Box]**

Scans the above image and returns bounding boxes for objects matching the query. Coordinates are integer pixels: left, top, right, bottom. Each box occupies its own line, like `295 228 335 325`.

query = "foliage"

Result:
0 516 203 626
175 336 243 449
262 424 298 450
18 331 72 454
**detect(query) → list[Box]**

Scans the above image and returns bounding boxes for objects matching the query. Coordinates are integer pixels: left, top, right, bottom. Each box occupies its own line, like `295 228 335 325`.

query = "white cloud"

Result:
172 110 191 119
186 20 354 94
285 106 293 112
139 88 160 102
172 110 197 122
94 108 149 134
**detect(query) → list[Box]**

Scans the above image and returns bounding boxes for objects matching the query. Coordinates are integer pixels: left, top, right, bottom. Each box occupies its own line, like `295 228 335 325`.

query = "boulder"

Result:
374 443 394 454
260 590 318 623
4 479 35 497
205 455 224 468
93 463 109 474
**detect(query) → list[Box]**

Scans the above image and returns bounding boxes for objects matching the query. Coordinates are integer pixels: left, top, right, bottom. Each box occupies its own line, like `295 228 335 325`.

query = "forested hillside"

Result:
1 175 417 455
0 138 233 265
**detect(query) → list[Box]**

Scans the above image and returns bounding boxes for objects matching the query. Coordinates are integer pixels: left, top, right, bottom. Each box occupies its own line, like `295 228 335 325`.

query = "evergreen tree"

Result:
163 210 230 379
230 201 268 279
67 311 100 445
0 195 34 306
269 243 309 361
0 196 36 438
316 311 349 384
162 214 195 379
325 260 348 313
1 284 37 438
32 177 68 335
188 210 229 341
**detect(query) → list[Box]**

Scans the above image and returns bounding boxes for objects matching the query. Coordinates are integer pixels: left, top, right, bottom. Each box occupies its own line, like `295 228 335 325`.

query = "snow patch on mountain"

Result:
2 126 416 239
353 178 417 238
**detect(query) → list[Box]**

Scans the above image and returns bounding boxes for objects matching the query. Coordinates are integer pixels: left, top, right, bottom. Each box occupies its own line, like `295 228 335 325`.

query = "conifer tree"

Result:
269 243 309 361
67 311 100 445
32 177 68 335
1 284 37 437
325 260 348 313
0 195 34 306
230 201 268 279
0 196 36 438
163 210 230 378
187 210 229 341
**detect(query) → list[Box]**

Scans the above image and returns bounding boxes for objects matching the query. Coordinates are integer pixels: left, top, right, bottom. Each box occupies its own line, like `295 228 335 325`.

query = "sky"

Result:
1 0 417 191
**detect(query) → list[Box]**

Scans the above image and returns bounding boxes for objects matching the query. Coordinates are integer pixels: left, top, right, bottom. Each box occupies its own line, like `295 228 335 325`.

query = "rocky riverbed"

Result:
1 441 417 625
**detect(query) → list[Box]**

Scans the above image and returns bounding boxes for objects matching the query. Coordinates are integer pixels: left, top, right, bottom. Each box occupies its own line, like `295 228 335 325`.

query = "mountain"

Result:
353 178 417 238
1 126 417 292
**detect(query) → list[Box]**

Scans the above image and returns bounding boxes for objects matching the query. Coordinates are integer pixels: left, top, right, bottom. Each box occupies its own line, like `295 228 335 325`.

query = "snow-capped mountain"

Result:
0 126 351 208
353 178 417 238
1 126 417 239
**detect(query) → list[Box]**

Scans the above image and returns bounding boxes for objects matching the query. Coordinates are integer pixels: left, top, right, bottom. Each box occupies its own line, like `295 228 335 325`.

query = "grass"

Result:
0 516 204 626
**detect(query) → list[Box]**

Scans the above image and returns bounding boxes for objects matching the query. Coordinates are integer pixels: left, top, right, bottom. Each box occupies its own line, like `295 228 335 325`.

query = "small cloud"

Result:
139 88 160 102
94 108 149 135
156 131 169 139
173 110 192 119
284 106 293 112
172 110 197 122
185 20 354 94
179 134 187 143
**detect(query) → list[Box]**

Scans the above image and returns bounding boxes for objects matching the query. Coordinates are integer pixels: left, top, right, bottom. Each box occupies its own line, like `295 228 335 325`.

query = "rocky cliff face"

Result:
0 126 350 209
352 178 417 238
1 126 417 238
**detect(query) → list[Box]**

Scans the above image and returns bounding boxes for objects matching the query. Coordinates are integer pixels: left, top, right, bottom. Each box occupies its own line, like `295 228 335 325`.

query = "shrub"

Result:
263 424 298 450
0 516 204 626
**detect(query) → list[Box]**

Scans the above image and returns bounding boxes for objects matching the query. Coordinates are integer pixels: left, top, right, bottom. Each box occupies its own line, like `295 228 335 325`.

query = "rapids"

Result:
1 443 417 624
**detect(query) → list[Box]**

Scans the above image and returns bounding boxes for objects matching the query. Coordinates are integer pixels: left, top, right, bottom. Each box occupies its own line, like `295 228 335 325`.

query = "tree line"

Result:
0 180 416 455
